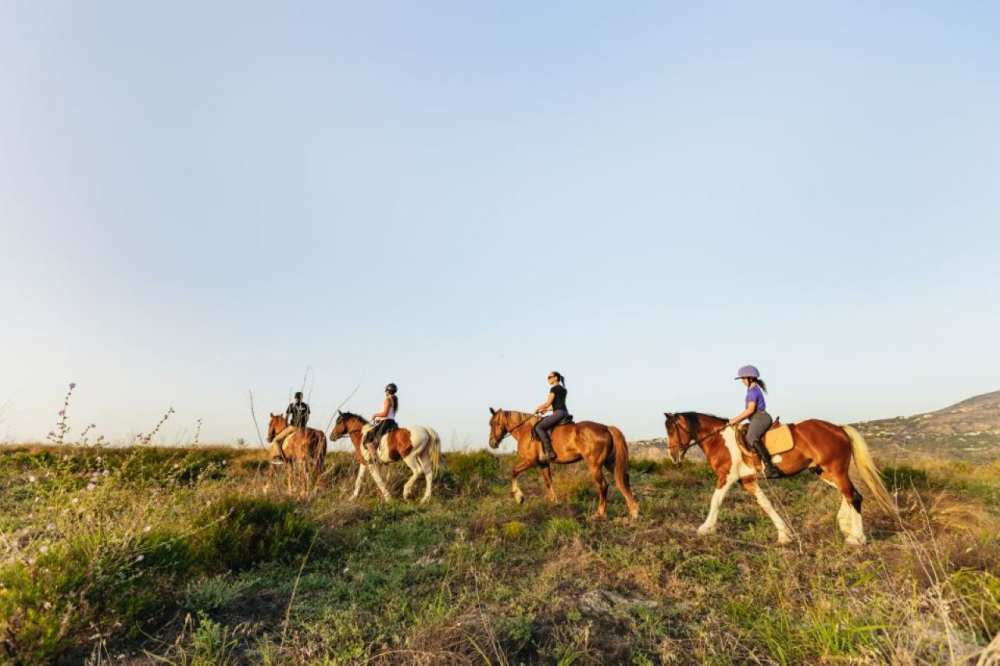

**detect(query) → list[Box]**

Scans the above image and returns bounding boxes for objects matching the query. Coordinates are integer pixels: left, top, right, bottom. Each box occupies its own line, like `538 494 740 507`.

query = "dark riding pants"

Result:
364 419 397 447
747 410 773 452
534 410 568 446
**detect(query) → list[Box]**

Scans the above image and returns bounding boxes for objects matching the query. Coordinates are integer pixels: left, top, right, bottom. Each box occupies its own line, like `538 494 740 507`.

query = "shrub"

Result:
194 496 316 572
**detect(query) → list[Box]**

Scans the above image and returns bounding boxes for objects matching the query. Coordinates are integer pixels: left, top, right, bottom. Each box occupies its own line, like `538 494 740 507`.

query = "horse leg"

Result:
698 476 736 536
367 463 392 501
589 464 610 519
511 458 535 504
352 464 367 500
539 464 557 502
417 452 434 503
264 462 274 493
822 472 866 545
741 478 792 545
402 454 421 500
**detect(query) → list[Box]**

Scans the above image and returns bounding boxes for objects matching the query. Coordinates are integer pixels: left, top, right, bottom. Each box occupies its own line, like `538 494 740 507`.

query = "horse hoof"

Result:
629 510 640 521
777 535 792 546
845 536 866 547
515 493 525 505
697 526 715 537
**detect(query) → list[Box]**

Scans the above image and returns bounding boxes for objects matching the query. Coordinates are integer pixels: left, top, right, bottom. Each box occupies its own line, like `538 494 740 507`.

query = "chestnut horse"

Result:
488 408 639 520
664 412 895 545
265 414 327 494
330 411 442 502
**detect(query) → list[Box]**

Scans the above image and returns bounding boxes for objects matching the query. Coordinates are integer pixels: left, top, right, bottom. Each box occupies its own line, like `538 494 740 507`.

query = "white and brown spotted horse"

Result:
664 411 896 545
330 411 442 502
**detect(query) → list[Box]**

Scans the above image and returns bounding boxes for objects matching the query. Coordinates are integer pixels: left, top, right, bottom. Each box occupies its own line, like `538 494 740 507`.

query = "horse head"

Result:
663 412 688 464
488 407 507 449
266 412 287 443
330 410 366 441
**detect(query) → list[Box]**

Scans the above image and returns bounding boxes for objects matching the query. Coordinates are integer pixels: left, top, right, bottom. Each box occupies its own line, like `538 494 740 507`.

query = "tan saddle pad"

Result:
736 419 795 457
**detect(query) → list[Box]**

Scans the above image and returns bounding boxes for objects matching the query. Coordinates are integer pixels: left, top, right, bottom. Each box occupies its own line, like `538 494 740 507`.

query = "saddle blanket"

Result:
737 423 795 458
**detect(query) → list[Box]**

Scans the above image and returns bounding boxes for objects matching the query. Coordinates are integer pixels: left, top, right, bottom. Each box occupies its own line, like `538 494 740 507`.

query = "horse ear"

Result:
270 412 275 418
489 407 496 415
337 409 342 415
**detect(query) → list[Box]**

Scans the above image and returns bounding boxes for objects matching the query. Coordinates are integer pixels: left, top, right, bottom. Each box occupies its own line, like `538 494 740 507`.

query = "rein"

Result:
492 412 539 447
670 416 729 456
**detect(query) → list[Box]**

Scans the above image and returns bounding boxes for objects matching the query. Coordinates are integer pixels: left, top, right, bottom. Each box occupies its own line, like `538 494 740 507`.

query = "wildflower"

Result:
39 546 48 554
48 431 56 438
34 496 40 503
136 554 144 562
95 456 102 463
27 557 36 565
62 455 69 461
46 522 55 530
103 470 110 477
143 525 151 533
86 483 95 491
28 475 36 483
69 382 76 389
58 410 65 417
90 423 97 428
71 497 79 504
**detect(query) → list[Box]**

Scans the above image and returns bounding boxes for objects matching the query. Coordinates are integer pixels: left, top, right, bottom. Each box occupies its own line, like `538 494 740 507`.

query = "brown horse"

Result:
330 411 442 502
265 414 327 494
664 412 895 545
488 408 639 520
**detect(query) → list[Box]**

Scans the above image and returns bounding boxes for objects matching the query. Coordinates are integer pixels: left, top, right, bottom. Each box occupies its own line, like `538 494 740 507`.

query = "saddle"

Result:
364 420 399 445
735 418 795 458
530 414 575 443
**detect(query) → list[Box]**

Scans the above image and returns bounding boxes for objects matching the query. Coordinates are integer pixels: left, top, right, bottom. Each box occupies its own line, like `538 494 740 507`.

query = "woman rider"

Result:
364 383 399 463
727 365 780 478
533 371 568 462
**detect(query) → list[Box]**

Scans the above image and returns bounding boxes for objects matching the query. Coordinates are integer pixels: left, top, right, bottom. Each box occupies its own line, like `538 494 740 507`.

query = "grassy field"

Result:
1 442 999 664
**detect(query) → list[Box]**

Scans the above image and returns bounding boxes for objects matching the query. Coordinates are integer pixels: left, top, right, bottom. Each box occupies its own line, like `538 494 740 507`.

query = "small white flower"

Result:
103 470 110 477
46 522 55 530
136 554 145 562
28 475 36 483
71 497 79 504
86 483 95 491
95 456 102 462
27 557 36 565
39 546 48 554
143 525 151 533
34 496 40 503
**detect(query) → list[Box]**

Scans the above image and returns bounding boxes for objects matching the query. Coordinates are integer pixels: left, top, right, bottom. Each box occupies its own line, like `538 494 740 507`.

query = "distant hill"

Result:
858 390 1000 437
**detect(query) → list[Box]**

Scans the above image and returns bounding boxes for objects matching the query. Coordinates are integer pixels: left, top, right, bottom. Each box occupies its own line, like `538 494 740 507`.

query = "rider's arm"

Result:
303 403 310 425
535 391 555 414
728 401 756 426
372 397 391 420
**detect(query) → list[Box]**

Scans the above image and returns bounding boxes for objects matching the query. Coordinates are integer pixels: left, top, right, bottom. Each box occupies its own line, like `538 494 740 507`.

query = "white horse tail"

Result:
842 425 896 515
424 427 442 476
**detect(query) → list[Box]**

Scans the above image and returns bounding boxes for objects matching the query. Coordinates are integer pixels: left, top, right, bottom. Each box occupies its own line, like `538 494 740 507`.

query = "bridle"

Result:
332 414 368 441
666 414 729 458
490 411 538 448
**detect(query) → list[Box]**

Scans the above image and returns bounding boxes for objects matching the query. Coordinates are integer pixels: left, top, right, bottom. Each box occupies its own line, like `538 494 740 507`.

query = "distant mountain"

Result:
857 390 1000 462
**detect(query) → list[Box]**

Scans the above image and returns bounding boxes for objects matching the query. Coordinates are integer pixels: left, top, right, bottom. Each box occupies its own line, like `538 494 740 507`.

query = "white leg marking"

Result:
846 503 867 545
368 463 392 500
352 464 367 499
402 454 421 499
418 453 434 502
837 498 853 536
698 481 735 536
753 486 792 545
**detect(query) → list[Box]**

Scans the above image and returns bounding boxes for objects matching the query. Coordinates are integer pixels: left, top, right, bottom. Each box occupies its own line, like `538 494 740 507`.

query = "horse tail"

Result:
608 426 640 519
315 430 327 484
425 427 442 476
842 425 895 515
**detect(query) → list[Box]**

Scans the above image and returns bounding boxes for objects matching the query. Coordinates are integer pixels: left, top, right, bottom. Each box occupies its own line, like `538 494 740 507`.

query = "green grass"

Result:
1 443 998 663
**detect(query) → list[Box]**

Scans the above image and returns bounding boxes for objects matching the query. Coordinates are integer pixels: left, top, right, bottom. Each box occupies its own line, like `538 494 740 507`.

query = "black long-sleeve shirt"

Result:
286 401 310 428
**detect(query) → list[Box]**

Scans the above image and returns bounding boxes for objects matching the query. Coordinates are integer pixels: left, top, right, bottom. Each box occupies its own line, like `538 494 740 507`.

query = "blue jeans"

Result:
534 410 568 446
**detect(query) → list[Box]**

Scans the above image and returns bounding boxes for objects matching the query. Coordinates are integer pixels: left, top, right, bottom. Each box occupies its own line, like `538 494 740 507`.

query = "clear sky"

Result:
1 1 998 449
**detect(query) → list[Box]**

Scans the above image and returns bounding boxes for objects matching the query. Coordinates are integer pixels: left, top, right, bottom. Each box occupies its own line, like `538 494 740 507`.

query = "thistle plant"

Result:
45 382 76 446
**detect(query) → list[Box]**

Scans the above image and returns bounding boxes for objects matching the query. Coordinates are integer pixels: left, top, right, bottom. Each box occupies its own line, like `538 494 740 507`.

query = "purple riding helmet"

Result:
735 365 760 379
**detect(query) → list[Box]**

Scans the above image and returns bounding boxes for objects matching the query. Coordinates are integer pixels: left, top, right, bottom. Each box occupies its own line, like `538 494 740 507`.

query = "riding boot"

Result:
752 441 781 478
540 439 557 462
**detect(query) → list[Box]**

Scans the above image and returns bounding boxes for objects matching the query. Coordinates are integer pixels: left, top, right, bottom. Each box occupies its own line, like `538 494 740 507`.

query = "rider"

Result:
363 383 399 463
727 365 780 479
533 371 567 463
271 391 310 465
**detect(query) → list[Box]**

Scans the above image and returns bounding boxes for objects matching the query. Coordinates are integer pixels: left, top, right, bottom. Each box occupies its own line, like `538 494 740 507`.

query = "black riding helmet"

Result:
385 383 398 394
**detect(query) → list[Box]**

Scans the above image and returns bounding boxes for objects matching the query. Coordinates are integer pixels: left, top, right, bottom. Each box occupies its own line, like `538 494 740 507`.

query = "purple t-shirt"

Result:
746 385 766 412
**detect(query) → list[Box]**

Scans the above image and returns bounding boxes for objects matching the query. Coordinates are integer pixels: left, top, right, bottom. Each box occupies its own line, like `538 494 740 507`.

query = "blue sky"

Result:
1 2 998 448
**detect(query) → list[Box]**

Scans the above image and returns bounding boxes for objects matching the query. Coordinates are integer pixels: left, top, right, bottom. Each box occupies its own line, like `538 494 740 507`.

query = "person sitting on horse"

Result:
363 383 399 463
533 371 568 463
727 365 780 479
271 391 310 465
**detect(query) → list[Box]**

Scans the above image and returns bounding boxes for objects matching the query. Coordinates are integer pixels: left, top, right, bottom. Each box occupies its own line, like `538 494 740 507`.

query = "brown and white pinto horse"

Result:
488 408 639 520
330 411 442 502
265 414 327 494
664 412 895 545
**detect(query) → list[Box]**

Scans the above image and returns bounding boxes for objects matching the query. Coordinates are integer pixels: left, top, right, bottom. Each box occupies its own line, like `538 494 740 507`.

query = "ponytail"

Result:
755 379 768 394
551 371 565 387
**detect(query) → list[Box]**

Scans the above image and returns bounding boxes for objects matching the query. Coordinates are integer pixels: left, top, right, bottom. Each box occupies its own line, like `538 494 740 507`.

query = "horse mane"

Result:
497 410 539 430
675 411 726 433
338 411 369 424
